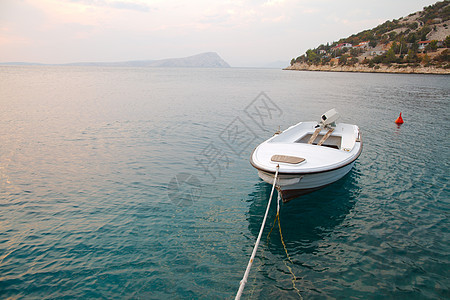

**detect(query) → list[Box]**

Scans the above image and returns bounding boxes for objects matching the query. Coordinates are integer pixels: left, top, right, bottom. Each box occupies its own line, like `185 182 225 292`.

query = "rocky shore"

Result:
285 62 450 75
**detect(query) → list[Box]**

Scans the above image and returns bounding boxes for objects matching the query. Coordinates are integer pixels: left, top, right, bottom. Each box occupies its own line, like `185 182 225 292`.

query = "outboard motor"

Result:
319 108 340 127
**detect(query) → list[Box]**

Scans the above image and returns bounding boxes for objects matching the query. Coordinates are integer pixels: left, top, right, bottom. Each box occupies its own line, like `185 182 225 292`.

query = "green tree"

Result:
369 40 377 48
422 54 431 65
372 54 384 64
384 48 397 63
295 55 306 63
410 41 419 53
350 48 359 57
445 35 450 47
392 40 408 54
425 40 438 52
348 57 359 65
407 32 418 43
339 54 349 65
388 31 397 40
406 49 420 63
391 42 399 54
408 22 418 30
433 49 449 63
306 49 320 64
418 26 432 41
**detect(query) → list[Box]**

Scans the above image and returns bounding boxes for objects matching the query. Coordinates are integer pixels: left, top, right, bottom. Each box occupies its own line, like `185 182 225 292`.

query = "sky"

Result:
0 0 440 67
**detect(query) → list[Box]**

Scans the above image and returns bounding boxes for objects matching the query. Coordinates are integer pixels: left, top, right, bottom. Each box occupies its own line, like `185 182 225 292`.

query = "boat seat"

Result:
271 155 305 164
317 128 334 146
340 125 357 151
308 127 322 144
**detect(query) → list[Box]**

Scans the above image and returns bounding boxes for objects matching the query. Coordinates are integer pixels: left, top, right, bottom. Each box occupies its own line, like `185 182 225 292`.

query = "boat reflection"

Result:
247 167 361 256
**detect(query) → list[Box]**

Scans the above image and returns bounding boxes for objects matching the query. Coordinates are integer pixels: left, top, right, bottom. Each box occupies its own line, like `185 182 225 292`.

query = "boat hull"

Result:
257 161 356 202
250 120 362 202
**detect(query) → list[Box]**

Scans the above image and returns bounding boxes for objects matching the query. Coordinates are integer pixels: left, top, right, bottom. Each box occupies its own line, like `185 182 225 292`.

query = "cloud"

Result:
263 0 286 7
199 13 230 25
0 27 30 46
67 0 151 12
301 8 319 14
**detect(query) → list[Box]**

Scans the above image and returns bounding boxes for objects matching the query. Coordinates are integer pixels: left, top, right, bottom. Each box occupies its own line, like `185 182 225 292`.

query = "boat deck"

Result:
251 121 362 174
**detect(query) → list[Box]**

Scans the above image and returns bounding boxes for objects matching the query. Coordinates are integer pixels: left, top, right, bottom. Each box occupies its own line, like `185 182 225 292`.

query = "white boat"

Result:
250 109 362 202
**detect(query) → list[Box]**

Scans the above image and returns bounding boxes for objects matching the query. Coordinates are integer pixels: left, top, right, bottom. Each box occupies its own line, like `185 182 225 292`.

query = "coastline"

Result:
284 62 450 75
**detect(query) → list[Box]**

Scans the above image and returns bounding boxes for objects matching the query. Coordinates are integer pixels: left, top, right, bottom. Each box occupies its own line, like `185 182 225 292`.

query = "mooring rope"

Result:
276 192 303 299
235 165 279 300
264 193 303 299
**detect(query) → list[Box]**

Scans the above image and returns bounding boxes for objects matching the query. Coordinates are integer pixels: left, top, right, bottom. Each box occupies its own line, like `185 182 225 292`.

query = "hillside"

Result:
286 1 450 74
1 52 231 68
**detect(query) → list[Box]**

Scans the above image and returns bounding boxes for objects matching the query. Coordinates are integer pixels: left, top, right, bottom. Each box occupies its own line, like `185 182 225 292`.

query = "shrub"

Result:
339 55 348 65
445 35 450 47
408 22 418 30
422 54 431 65
369 40 378 48
348 57 359 65
433 49 449 62
425 40 438 51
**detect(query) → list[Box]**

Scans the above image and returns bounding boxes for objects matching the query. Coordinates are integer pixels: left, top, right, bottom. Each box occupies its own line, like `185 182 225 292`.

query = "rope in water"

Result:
276 193 303 299
235 165 279 300
263 187 303 299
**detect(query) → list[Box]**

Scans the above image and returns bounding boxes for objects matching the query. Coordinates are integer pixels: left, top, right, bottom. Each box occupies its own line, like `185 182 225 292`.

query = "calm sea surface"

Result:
0 66 449 299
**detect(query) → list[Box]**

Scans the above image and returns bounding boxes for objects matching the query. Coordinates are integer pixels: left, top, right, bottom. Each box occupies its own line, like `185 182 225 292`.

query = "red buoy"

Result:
395 112 404 124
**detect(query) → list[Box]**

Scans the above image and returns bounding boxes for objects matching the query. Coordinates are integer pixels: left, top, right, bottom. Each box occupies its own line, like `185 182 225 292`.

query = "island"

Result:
0 52 231 68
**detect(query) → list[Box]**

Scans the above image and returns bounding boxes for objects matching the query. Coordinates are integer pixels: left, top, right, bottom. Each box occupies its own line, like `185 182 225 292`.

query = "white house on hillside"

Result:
354 41 369 49
418 41 431 50
332 43 353 50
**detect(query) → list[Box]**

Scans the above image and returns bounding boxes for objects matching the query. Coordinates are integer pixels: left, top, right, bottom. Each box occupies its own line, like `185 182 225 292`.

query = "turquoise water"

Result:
0 66 449 299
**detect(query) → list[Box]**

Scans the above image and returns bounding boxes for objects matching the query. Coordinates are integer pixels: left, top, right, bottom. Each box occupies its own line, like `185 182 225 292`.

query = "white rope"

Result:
277 188 281 214
235 165 279 300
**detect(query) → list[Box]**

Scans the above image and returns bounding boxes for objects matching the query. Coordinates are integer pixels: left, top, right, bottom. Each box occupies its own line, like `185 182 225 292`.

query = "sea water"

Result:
0 66 448 299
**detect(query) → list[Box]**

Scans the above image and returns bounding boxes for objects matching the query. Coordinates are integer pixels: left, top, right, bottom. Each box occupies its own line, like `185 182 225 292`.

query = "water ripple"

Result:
1 67 448 299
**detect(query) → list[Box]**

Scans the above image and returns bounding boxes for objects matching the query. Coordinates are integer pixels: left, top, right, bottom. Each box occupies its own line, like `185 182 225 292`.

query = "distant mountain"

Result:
1 52 231 68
